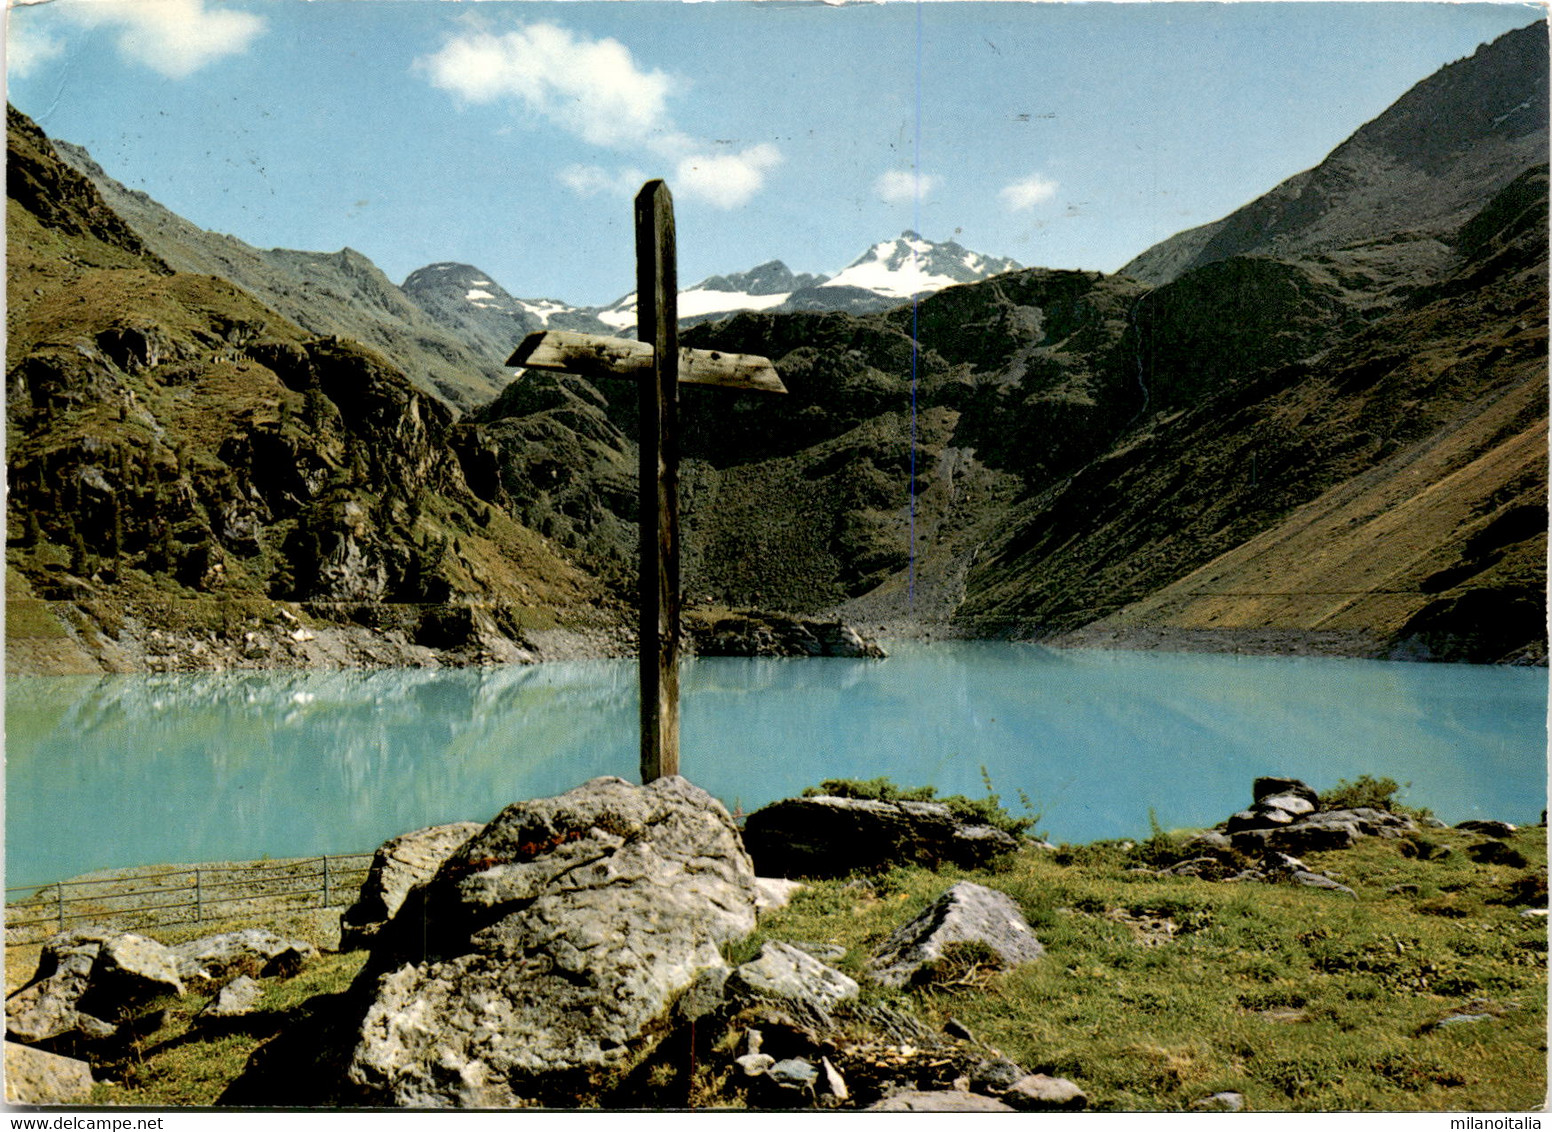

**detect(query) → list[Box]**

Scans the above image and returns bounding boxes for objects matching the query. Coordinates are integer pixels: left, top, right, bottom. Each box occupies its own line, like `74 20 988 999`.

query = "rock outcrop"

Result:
345 776 759 1108
198 975 265 1021
742 796 1019 878
686 611 886 659
1229 800 1417 855
339 821 483 949
173 929 318 988
6 928 184 1045
1154 777 1434 894
868 1089 1016 1112
726 941 860 1013
867 882 1045 988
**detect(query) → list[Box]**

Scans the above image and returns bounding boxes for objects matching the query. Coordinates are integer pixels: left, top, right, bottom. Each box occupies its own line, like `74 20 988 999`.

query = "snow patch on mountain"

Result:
518 298 584 325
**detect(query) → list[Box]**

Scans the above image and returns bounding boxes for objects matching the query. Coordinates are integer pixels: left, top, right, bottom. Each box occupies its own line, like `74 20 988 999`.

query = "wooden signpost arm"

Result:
506 331 786 394
637 180 680 783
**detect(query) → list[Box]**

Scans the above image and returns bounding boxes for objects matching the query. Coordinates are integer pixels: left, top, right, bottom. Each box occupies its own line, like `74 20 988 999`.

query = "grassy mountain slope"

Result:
5 105 616 674
50 140 509 411
961 168 1548 663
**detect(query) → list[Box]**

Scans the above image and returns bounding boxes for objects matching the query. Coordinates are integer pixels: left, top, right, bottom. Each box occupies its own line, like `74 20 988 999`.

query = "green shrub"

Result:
804 776 937 804
1318 775 1434 820
1128 808 1199 868
800 775 1033 837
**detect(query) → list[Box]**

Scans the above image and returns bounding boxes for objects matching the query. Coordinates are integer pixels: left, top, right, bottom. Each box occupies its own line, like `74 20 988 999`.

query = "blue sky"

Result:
6 0 1543 307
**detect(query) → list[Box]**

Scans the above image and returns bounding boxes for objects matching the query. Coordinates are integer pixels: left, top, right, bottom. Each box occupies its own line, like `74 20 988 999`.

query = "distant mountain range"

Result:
401 232 1023 343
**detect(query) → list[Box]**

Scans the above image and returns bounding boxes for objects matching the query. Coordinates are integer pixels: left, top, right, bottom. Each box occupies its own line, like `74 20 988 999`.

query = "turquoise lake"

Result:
5 643 1547 887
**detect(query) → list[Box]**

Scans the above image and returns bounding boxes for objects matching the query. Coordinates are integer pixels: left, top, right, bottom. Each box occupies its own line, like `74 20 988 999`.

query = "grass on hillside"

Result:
43 822 1544 1111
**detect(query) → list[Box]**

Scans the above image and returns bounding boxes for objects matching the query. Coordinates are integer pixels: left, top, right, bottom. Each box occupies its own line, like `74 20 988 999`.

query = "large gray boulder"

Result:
173 929 318 985
4 1041 94 1104
340 821 483 949
5 930 106 1044
346 776 759 1108
742 796 1018 878
90 933 185 1007
1002 1073 1089 1110
1253 777 1320 806
6 928 183 1045
868 882 1045 989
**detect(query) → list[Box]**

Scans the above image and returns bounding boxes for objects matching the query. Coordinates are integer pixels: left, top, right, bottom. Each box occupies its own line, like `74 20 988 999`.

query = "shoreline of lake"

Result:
10 595 1548 679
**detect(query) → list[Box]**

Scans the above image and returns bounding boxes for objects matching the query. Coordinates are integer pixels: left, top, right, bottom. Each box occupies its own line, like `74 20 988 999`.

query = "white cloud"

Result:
1000 174 1060 211
557 164 650 199
421 22 781 208
418 24 674 150
6 24 66 78
64 0 265 79
876 169 940 204
674 144 781 210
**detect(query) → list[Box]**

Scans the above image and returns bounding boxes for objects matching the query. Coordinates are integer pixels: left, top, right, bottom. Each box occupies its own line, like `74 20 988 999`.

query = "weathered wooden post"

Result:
636 181 680 780
506 180 785 785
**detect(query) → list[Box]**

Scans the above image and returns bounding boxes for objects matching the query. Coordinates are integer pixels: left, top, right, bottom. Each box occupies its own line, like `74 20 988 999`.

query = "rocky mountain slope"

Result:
399 263 610 366
1123 22 1549 287
965 164 1548 663
5 105 620 674
49 141 511 410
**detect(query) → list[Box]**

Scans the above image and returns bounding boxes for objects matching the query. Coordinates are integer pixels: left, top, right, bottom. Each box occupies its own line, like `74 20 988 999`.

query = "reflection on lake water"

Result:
6 643 1546 885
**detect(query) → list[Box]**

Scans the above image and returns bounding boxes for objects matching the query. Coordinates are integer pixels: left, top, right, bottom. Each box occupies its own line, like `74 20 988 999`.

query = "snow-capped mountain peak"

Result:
821 231 1021 299
586 235 1019 329
592 260 833 331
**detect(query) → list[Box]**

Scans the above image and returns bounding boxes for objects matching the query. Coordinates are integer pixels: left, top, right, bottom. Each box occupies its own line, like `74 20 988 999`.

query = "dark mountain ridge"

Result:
698 260 829 295
399 263 611 375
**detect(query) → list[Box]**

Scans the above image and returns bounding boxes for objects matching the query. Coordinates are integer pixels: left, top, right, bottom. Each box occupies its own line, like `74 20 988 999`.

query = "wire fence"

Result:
4 853 374 944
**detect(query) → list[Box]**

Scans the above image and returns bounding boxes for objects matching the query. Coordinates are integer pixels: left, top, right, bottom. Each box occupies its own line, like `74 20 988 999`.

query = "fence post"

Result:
322 855 331 908
194 868 202 923
56 884 64 932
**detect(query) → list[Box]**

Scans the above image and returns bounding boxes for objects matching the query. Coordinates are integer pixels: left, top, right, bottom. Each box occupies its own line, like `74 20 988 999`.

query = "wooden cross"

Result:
506 180 786 784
